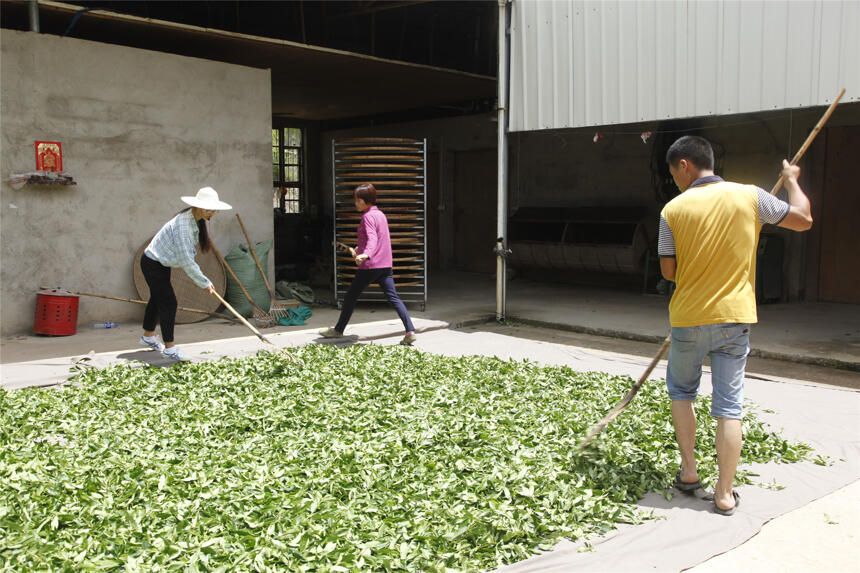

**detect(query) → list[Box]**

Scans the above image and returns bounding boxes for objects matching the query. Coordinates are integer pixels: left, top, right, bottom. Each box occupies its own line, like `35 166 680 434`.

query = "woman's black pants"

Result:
140 254 177 343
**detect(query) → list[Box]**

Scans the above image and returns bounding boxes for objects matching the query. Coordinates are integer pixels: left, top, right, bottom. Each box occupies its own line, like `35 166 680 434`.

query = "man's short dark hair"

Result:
666 136 714 170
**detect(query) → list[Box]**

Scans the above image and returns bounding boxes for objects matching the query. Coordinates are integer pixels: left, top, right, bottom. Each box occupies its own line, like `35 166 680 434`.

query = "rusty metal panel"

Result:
509 0 860 132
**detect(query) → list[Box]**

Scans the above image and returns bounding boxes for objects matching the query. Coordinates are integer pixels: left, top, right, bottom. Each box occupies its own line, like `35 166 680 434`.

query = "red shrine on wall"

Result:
35 141 63 172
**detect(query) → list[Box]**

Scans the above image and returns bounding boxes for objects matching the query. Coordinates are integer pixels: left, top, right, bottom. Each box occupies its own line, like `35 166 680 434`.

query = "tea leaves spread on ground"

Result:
1 345 810 571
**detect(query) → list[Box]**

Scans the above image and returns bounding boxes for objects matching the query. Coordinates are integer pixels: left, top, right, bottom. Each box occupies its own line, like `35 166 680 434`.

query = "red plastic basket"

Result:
34 289 79 336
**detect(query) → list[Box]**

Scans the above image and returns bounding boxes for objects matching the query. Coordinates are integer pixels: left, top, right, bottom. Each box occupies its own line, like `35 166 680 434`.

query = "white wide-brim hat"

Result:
181 187 232 210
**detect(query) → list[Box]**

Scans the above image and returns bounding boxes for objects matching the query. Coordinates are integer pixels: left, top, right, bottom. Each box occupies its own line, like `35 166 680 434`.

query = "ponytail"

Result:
197 217 211 253
179 207 211 253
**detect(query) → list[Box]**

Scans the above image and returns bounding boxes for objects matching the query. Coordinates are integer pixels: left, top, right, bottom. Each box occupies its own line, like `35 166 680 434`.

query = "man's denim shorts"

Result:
665 323 751 419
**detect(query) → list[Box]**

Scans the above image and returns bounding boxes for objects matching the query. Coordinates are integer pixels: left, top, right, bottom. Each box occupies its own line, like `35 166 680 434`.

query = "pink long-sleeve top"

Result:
356 205 393 269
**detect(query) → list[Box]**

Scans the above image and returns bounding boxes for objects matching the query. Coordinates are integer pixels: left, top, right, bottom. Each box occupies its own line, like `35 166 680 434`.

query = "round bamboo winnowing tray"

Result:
133 238 226 324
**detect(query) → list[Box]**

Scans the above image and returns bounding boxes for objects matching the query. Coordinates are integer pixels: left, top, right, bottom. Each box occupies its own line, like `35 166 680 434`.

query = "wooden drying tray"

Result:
338 175 423 179
336 197 423 204
337 233 421 243
339 228 421 234
338 222 424 232
336 190 424 196
350 237 421 245
336 167 421 172
335 197 424 202
335 155 423 161
335 225 423 232
336 165 424 171
335 178 424 182
336 137 422 143
338 280 423 288
335 214 422 220
339 274 424 282
335 148 423 154
335 219 421 224
336 192 424 197
334 259 424 276
336 257 424 266
337 213 423 221
336 181 423 188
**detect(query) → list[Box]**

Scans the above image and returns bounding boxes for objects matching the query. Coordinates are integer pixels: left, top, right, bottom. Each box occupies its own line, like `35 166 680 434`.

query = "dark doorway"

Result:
427 152 441 271
453 149 497 274
818 126 860 303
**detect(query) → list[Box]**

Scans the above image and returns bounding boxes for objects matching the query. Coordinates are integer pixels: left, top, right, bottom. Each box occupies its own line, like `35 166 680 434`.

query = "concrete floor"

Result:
4 271 858 374
1 271 858 572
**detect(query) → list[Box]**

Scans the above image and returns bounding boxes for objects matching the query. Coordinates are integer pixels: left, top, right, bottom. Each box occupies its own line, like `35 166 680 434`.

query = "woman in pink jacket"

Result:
320 183 416 345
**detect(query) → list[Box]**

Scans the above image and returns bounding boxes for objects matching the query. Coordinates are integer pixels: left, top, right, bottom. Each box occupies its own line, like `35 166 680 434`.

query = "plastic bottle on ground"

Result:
93 321 119 328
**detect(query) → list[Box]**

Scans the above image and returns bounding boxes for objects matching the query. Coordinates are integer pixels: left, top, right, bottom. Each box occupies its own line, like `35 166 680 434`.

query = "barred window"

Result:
272 127 303 214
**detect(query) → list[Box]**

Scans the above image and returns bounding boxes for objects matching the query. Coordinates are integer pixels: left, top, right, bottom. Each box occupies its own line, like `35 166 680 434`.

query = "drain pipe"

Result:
29 0 40 32
495 0 511 322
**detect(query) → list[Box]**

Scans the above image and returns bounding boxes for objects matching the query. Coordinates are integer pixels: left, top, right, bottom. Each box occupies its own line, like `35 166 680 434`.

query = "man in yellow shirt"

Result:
658 136 812 515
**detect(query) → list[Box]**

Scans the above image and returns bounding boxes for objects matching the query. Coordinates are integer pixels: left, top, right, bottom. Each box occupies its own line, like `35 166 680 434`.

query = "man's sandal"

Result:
713 491 740 516
673 469 702 494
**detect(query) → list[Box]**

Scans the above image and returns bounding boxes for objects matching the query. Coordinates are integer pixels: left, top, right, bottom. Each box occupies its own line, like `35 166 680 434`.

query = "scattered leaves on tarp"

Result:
1 345 810 571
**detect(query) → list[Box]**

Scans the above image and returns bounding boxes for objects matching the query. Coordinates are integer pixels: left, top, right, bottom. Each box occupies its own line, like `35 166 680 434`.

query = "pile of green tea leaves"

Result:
1 344 810 571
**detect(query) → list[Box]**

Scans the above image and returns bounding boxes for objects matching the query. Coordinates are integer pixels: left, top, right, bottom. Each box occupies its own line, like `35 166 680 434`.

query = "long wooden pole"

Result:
211 290 301 364
770 88 845 195
235 214 275 297
576 337 670 453
40 286 241 324
209 243 271 323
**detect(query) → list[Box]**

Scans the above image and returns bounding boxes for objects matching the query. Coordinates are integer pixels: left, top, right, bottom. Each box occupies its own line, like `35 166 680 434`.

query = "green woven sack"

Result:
223 241 271 317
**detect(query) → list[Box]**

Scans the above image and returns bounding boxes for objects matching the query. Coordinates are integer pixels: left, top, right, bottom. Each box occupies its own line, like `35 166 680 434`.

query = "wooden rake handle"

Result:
235 214 276 298
576 336 671 453
211 290 302 365
40 286 241 324
209 243 259 308
770 88 845 195
210 290 276 349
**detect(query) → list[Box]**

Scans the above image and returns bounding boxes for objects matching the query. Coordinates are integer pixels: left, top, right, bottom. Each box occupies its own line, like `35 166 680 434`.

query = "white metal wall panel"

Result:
509 0 860 132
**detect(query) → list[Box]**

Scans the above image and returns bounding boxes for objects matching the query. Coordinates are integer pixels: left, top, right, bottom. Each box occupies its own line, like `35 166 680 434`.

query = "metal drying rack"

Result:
332 137 428 311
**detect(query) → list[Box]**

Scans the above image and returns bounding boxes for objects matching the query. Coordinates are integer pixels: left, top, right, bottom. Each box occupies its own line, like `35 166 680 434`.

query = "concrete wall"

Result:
1 31 272 336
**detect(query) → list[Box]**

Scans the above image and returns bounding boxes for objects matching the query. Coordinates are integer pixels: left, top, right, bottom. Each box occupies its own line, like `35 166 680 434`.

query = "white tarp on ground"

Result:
412 327 860 572
3 318 858 572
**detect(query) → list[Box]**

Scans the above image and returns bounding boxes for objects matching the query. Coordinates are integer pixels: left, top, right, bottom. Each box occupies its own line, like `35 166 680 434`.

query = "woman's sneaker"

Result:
162 346 191 362
400 332 417 346
140 335 165 352
319 327 344 338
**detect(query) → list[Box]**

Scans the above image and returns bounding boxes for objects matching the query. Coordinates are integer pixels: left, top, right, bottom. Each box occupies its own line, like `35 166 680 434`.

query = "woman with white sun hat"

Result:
139 186 232 362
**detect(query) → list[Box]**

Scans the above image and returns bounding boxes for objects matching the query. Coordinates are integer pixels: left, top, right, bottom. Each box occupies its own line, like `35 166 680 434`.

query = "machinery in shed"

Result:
507 206 657 288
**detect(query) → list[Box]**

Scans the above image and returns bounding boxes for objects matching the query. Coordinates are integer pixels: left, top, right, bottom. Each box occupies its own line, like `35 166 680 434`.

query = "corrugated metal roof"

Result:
509 0 860 132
